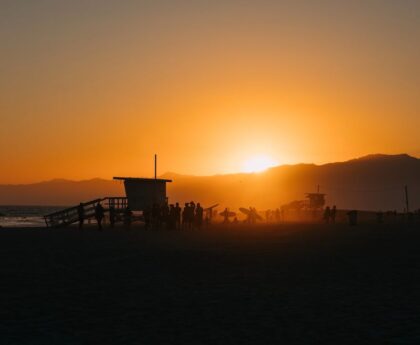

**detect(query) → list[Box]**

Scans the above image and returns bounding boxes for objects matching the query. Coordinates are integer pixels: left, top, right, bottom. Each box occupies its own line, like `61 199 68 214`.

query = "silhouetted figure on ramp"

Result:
95 203 105 230
124 206 133 228
77 203 85 229
109 205 116 228
143 206 151 230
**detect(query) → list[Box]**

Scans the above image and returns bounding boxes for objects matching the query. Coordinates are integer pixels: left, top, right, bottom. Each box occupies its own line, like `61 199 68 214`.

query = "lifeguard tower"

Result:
44 155 172 227
113 177 172 211
305 192 326 210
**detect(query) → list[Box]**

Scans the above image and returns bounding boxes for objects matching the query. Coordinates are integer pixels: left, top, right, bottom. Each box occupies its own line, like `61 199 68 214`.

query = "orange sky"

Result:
0 1 419 184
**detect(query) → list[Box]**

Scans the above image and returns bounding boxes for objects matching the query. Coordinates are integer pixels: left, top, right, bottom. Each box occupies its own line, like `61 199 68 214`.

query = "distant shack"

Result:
305 193 326 210
113 177 172 211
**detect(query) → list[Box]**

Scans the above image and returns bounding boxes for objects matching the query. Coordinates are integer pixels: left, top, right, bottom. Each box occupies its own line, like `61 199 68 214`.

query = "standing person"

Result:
124 206 133 228
168 204 176 230
109 205 116 228
189 202 196 229
182 203 189 230
275 208 281 222
222 208 230 224
323 206 331 224
77 203 85 229
330 205 337 224
195 203 203 230
175 202 181 230
95 203 105 231
265 210 271 223
250 207 257 224
143 206 151 230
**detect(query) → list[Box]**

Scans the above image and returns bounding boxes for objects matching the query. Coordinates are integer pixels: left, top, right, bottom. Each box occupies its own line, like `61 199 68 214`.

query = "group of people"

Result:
143 202 204 231
77 201 419 230
265 208 283 222
77 201 206 231
77 202 133 230
323 205 337 224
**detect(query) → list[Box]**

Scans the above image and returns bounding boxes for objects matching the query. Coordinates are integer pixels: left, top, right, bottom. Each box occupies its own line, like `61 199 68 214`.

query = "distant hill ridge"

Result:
0 154 419 211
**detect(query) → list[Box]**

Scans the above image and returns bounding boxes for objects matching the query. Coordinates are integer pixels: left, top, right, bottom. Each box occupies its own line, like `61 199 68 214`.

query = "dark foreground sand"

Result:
1 223 420 344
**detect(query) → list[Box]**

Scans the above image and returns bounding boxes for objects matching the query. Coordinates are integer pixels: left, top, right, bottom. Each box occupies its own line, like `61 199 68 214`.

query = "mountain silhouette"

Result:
0 154 418 211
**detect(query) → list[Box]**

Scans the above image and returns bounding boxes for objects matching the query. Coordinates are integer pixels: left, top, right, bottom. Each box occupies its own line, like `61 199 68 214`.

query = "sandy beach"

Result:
1 222 419 344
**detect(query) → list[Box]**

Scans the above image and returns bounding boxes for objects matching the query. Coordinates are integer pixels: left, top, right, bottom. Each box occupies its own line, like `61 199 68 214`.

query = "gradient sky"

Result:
1 0 419 183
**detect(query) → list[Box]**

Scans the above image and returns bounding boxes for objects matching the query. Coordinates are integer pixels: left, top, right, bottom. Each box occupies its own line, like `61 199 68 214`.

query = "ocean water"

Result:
0 206 66 228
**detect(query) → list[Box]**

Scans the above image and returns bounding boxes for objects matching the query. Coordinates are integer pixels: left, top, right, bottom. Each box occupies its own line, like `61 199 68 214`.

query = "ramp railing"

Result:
44 197 128 228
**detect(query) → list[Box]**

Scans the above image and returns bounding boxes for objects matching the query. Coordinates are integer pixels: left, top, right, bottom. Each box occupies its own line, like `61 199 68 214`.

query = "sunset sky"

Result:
1 0 419 184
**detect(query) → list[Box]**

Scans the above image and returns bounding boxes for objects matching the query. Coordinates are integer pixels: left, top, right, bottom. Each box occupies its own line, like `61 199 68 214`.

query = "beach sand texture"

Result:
1 223 419 344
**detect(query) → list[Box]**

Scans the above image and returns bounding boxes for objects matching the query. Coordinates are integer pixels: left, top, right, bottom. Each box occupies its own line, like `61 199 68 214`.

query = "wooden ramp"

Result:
44 197 128 228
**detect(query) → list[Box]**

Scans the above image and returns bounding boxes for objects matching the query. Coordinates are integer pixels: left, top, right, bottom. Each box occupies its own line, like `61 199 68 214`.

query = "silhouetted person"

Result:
143 206 151 230
275 208 281 222
265 210 271 222
77 203 85 229
124 206 133 228
222 208 230 224
250 207 258 224
182 203 189 230
95 203 105 230
195 203 203 230
175 202 181 230
189 201 196 229
109 205 116 228
347 210 358 226
330 205 337 223
168 204 176 230
323 206 331 224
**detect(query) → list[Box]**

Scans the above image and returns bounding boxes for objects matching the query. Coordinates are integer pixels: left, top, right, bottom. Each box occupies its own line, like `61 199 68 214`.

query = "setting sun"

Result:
243 156 277 173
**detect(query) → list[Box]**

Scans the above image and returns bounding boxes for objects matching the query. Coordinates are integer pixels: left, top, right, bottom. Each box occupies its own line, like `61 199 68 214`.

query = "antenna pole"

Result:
154 154 157 179
405 185 409 213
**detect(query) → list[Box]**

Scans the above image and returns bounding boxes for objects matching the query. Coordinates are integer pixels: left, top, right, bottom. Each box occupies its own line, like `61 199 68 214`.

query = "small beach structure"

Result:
44 177 172 227
305 192 326 210
113 177 172 211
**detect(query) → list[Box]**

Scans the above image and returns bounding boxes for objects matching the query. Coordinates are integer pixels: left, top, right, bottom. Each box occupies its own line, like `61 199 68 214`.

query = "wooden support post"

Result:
154 154 157 179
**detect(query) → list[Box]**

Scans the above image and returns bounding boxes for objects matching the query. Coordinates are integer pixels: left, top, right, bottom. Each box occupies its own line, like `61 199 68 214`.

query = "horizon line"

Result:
1 153 418 186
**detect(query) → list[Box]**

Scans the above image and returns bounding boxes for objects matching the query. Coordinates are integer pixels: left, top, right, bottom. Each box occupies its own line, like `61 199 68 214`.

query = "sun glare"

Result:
243 155 277 173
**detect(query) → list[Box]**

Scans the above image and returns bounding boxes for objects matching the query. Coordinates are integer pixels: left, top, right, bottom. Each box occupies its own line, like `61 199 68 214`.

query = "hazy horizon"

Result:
1 153 418 211
0 152 417 185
